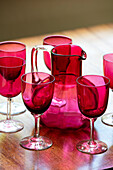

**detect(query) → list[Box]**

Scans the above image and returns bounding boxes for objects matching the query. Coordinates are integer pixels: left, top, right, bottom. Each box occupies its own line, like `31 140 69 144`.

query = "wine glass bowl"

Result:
101 53 113 126
76 75 110 154
20 72 55 150
0 56 25 133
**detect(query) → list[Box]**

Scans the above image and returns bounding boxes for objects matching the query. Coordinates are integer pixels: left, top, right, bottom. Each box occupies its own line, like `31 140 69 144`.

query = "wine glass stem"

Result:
34 115 40 138
7 98 11 120
89 118 95 145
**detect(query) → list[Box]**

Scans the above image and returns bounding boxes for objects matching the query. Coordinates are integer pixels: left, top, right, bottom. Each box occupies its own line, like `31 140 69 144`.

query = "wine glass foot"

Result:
101 113 113 126
20 136 52 150
0 102 26 116
0 119 24 133
76 140 108 154
51 97 66 107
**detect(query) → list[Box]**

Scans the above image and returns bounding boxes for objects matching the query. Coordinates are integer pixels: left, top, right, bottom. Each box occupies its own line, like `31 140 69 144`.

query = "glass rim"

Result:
43 35 72 45
76 75 110 88
0 56 26 68
0 41 26 52
51 44 83 57
103 53 113 62
21 72 55 85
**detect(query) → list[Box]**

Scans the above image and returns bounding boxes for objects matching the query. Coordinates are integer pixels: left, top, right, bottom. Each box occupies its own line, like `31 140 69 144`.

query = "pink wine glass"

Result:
20 72 55 150
76 75 110 154
43 35 72 70
0 56 25 133
101 53 113 126
0 41 26 115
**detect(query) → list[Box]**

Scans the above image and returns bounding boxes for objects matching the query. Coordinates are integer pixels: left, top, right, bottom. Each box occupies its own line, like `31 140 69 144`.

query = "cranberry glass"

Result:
50 44 86 107
101 53 113 126
41 44 88 129
0 56 25 133
76 75 110 154
0 41 26 115
20 72 55 150
43 35 72 70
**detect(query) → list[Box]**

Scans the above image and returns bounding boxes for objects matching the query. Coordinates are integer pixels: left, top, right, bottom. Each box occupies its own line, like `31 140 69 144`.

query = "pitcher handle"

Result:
31 45 54 72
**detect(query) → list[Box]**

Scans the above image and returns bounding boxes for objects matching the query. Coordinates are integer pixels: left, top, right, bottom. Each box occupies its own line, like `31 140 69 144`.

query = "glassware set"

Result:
0 35 112 154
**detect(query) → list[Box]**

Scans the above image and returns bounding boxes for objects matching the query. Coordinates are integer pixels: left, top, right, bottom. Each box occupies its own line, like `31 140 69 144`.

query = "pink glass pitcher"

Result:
31 44 88 129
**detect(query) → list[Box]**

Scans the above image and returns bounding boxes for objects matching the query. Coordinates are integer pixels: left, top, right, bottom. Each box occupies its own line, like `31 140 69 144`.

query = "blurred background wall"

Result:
0 0 113 41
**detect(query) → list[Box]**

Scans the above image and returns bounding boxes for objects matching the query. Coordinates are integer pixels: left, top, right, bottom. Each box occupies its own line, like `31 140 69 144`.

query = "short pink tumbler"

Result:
43 35 72 70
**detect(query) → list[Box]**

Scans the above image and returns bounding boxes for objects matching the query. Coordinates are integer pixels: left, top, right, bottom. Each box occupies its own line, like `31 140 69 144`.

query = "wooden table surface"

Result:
1 24 113 170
